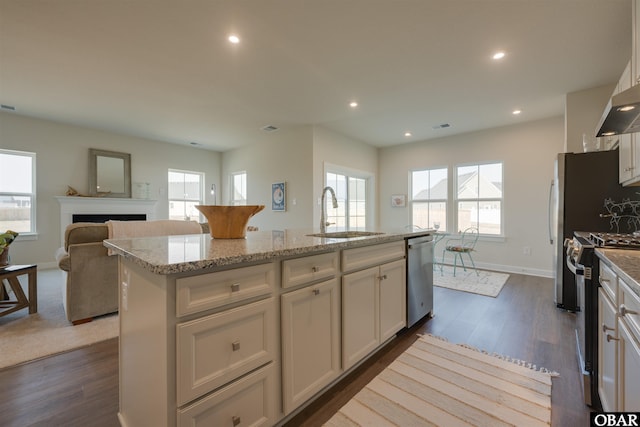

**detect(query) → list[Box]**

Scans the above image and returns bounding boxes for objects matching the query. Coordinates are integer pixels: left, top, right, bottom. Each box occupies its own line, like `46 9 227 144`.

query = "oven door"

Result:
566 255 592 405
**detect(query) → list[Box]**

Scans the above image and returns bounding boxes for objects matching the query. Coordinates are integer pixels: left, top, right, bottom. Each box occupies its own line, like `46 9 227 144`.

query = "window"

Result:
325 168 371 229
168 169 204 221
0 149 36 234
410 167 447 231
456 162 503 235
230 171 247 205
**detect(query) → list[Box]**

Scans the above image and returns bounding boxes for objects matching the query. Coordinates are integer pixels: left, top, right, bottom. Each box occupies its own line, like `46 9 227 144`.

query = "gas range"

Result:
588 232 640 249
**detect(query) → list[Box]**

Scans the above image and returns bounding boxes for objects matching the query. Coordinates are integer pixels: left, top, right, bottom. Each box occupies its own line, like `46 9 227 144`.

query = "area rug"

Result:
434 265 509 297
0 268 118 369
325 334 556 427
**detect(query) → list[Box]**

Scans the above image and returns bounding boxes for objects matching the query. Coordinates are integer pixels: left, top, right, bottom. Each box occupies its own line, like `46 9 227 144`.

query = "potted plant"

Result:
0 230 19 266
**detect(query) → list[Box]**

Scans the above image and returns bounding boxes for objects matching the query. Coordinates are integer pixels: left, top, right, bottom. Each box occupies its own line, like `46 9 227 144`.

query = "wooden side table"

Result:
0 264 38 317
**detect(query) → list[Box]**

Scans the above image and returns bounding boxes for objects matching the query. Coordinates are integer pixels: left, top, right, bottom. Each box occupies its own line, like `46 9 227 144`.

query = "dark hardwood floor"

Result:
0 273 591 426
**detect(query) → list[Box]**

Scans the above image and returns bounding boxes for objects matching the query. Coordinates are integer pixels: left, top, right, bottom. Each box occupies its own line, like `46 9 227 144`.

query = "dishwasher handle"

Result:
407 235 434 248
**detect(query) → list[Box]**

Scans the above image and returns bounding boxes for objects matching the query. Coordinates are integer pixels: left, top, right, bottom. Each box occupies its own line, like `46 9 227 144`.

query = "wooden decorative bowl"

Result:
195 205 265 239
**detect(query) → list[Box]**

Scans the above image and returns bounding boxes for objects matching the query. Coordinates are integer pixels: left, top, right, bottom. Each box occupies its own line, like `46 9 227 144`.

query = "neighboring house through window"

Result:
410 162 503 236
168 169 204 221
456 162 503 235
0 149 36 234
411 167 448 231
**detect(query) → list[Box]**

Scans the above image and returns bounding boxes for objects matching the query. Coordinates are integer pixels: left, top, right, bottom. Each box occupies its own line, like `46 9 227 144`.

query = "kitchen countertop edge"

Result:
596 248 640 297
104 228 435 275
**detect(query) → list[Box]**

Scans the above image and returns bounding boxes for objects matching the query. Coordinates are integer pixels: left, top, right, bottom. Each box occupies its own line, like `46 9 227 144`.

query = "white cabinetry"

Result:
597 259 640 412
613 60 640 185
618 277 640 411
281 277 340 414
342 241 406 370
598 287 618 412
118 261 278 427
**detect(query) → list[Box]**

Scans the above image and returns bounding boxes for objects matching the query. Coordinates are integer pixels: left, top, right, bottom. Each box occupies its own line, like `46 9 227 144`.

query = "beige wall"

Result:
0 112 221 267
312 127 379 227
565 83 616 153
221 126 315 230
379 116 564 277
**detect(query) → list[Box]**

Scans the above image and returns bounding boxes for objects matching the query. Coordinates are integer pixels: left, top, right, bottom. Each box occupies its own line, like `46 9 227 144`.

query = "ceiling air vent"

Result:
432 123 451 130
261 125 279 132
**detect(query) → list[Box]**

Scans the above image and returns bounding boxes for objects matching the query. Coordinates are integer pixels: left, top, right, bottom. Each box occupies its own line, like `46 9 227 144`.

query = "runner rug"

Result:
324 334 557 427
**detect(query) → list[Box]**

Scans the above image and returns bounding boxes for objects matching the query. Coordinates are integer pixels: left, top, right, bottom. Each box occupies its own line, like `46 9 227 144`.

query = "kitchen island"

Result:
104 228 432 427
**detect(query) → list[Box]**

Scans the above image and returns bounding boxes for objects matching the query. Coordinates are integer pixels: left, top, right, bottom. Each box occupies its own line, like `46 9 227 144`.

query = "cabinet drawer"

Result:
176 297 276 406
342 241 405 273
599 261 617 303
177 363 276 427
619 278 640 340
282 252 339 289
176 263 275 317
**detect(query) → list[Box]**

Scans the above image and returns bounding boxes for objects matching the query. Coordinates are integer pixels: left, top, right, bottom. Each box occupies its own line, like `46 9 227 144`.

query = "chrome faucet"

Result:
320 186 338 233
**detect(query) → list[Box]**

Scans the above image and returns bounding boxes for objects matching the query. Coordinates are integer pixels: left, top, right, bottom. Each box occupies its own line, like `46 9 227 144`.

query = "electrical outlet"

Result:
523 246 531 256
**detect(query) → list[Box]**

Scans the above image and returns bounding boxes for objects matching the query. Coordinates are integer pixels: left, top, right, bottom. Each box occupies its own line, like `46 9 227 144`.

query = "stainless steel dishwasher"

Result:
406 235 434 327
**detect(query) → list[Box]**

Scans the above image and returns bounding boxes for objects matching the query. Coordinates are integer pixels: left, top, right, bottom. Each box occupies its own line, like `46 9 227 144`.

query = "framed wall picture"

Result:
391 194 406 207
272 182 286 211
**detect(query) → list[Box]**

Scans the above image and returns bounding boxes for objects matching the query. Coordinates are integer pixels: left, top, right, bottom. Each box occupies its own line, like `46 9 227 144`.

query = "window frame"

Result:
454 161 504 236
409 166 449 231
0 149 37 236
167 168 205 221
230 171 247 206
324 163 375 230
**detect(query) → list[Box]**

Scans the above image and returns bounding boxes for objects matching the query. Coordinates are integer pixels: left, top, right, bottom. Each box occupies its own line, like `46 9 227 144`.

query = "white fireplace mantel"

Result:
56 196 158 245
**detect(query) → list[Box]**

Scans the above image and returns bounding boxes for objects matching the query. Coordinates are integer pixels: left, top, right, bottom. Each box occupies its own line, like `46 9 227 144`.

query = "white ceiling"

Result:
0 0 632 152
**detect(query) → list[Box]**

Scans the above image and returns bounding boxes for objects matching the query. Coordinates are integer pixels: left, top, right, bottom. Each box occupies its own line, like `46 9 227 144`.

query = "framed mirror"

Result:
89 148 131 198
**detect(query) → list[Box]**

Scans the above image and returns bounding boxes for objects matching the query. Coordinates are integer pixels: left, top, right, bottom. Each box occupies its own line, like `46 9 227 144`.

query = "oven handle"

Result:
566 255 584 276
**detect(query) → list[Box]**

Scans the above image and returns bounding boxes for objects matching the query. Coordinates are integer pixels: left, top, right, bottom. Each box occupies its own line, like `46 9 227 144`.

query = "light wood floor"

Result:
0 273 591 426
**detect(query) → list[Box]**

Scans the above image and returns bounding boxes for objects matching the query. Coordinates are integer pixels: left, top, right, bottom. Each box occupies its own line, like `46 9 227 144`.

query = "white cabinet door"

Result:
379 259 406 343
281 278 341 414
598 288 618 412
343 259 407 370
619 135 635 184
342 266 379 370
618 319 640 411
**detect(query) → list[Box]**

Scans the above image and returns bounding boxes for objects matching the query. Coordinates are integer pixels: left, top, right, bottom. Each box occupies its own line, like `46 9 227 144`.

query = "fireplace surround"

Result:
55 196 157 245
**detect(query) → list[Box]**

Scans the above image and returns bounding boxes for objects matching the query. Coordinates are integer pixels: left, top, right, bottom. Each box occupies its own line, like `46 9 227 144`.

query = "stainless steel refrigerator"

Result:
550 149 638 311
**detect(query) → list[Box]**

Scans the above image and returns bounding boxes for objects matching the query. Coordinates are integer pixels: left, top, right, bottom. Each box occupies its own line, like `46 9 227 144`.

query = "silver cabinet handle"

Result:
232 416 241 426
606 334 620 342
620 305 638 317
602 323 614 333
232 341 240 351
311 266 319 273
312 289 320 296
378 274 388 280
231 283 240 292
599 277 610 283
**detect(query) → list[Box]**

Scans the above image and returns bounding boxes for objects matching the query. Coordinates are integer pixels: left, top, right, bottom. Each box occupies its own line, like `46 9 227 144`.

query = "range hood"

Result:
596 84 640 137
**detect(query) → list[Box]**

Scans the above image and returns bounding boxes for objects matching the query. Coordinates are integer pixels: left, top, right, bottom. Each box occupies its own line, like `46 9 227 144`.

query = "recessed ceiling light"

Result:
512 109 522 115
349 101 358 108
618 105 635 112
492 51 506 60
228 35 240 44
404 132 412 137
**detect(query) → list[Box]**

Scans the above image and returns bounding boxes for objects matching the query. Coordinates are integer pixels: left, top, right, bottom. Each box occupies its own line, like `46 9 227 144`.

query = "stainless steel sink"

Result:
306 231 385 238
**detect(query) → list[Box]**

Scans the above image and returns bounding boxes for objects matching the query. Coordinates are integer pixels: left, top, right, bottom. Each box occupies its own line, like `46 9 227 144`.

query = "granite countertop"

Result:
104 228 433 275
596 248 640 297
